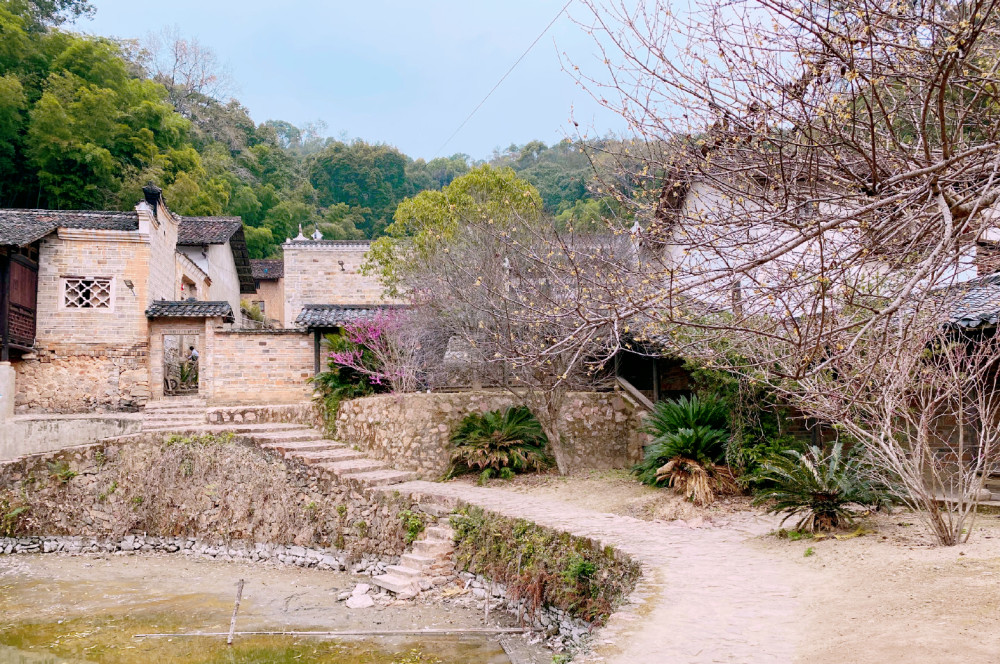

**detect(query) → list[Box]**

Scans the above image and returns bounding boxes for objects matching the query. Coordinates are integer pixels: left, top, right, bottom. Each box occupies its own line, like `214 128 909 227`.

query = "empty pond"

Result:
0 553 542 663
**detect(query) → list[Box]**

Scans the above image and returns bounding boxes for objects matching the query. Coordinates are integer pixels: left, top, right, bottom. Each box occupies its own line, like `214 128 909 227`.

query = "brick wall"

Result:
283 241 397 327
205 330 313 405
16 224 157 413
251 278 284 327
145 204 179 304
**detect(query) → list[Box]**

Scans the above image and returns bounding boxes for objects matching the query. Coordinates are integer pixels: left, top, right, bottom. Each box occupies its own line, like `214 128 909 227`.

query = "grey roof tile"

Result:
145 299 235 322
0 209 138 246
295 304 407 328
177 216 243 245
251 259 284 280
946 273 1000 330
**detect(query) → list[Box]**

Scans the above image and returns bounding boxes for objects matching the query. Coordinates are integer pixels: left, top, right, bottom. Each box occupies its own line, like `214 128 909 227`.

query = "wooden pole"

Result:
227 579 245 646
134 627 532 639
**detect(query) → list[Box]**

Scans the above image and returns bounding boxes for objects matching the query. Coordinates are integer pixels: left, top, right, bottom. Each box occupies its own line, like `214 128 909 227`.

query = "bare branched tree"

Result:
494 0 1000 541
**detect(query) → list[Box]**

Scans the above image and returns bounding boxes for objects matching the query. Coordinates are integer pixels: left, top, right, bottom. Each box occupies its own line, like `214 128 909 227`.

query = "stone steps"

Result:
260 440 345 454
346 469 418 487
372 516 456 598
144 400 206 411
248 429 329 443
143 423 307 434
288 449 366 465
319 458 389 476
369 572 419 598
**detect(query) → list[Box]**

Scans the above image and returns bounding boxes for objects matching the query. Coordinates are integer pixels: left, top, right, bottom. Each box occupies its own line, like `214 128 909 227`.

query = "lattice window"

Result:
63 277 112 309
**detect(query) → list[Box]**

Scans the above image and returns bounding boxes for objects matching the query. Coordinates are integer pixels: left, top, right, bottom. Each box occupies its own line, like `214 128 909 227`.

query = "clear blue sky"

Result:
78 1 628 161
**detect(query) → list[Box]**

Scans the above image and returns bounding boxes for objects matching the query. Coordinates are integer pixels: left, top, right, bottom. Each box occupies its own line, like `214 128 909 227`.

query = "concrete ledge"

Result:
0 413 143 461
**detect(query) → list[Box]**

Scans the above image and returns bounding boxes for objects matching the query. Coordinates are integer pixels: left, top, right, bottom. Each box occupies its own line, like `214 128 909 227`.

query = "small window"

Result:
254 300 266 314
64 277 112 309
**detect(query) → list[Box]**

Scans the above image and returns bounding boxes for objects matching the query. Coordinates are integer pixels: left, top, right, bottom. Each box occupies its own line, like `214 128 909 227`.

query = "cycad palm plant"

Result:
634 396 733 505
753 442 893 532
449 406 551 476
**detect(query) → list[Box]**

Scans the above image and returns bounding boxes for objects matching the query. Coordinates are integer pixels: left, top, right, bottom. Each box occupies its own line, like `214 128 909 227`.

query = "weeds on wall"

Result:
0 435 414 555
399 510 425 544
450 506 641 624
446 406 551 478
0 494 29 537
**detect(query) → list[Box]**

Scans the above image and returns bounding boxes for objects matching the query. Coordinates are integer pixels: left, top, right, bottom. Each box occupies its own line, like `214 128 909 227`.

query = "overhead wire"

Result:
431 0 574 158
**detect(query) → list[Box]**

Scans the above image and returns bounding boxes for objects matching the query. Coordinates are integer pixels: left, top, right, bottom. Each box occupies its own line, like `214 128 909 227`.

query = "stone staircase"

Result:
142 397 208 431
140 399 416 488
140 400 454 596
372 518 457 599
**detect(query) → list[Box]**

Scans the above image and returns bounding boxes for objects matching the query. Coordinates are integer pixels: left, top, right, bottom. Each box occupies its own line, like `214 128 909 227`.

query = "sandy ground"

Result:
496 470 1000 664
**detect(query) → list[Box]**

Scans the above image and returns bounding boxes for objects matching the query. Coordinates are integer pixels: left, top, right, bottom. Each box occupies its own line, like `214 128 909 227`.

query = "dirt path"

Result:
394 479 810 664
438 472 1000 664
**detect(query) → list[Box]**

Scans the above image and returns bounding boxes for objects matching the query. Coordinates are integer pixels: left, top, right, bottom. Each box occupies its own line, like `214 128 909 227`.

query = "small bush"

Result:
753 442 893 532
633 396 733 504
448 406 551 477
1 494 29 537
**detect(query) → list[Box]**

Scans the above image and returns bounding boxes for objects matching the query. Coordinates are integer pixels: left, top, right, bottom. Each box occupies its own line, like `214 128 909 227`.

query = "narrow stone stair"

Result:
140 404 417 489
142 397 207 430
372 521 456 599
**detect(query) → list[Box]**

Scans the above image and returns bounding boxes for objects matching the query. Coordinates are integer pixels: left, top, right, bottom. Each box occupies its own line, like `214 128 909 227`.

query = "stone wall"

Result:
206 329 313 405
335 391 646 478
13 346 150 413
208 402 321 427
0 434 413 558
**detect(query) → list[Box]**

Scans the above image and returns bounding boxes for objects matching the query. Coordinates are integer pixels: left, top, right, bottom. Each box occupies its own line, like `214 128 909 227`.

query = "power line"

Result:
432 0 574 159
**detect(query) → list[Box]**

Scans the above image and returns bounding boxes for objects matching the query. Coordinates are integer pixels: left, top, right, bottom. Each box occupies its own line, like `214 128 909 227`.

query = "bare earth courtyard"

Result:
463 471 1000 664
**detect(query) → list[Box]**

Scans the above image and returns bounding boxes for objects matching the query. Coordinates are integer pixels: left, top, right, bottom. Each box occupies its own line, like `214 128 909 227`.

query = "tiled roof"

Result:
177 216 243 245
946 273 1000 330
251 259 284 280
176 216 255 295
0 209 138 246
145 299 235 322
295 304 407 328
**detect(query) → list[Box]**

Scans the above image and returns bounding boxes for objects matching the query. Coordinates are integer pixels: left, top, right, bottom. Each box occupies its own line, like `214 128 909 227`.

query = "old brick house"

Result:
281 234 405 371
0 184 254 413
249 259 284 327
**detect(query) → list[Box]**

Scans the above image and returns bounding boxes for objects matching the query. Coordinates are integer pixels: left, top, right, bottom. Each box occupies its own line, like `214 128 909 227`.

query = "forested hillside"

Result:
0 0 605 257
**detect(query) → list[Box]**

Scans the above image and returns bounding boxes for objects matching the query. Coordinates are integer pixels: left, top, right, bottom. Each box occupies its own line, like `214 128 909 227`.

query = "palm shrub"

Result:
634 396 733 504
448 406 551 476
753 442 893 532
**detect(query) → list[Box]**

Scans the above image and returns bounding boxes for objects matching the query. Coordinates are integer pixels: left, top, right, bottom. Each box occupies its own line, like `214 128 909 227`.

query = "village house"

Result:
262 233 407 372
0 184 255 413
0 193 405 418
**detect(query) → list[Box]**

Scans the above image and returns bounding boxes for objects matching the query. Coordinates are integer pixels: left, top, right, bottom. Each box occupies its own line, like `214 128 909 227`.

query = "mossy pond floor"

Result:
0 553 530 664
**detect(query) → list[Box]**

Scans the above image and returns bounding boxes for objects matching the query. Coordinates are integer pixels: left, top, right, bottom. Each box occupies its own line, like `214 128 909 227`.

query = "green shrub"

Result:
400 510 425 543
633 396 733 504
642 394 727 433
310 332 380 433
448 406 551 476
753 442 893 532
